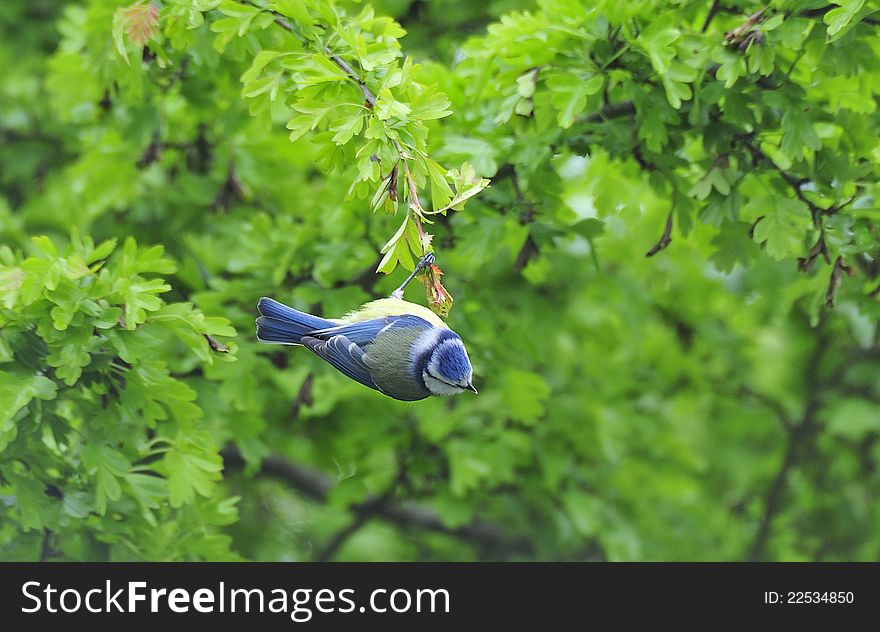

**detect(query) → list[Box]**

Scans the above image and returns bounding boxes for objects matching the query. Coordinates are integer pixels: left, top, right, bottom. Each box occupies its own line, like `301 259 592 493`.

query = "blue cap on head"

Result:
434 340 472 383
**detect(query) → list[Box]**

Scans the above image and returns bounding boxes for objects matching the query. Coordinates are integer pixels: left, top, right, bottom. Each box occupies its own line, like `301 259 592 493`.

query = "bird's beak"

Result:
467 382 478 394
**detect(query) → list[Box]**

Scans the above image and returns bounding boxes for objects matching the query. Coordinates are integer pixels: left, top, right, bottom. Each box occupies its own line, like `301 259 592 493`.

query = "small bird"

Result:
255 255 477 402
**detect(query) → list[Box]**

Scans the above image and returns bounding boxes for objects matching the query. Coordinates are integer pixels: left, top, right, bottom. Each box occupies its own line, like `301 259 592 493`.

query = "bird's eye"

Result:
428 371 460 389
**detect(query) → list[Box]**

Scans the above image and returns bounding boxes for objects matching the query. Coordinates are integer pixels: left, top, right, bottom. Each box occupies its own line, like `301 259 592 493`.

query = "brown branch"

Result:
315 455 410 561
747 417 814 560
645 210 674 257
221 446 533 556
204 334 229 353
724 8 766 46
777 169 823 224
514 233 540 271
798 230 830 272
38 528 56 562
747 325 829 561
826 256 853 308
289 373 314 418
399 157 429 250
702 0 723 32
578 100 635 125
739 386 794 431
327 51 376 108
314 511 375 562
740 137 832 226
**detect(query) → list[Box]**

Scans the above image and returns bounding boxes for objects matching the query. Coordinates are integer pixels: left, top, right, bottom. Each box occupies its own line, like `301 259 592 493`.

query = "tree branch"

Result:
702 0 723 33
314 502 379 562
645 210 674 257
826 255 853 308
740 136 829 225
747 417 813 561
578 100 635 125
38 528 55 562
221 446 534 557
327 51 377 108
739 386 794 431
747 325 829 560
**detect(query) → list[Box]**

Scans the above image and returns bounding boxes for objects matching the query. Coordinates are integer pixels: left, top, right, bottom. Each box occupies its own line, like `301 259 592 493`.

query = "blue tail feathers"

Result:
255 297 335 345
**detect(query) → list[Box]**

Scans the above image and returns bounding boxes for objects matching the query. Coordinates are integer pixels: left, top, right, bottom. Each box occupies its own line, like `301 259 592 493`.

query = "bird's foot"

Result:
390 252 436 298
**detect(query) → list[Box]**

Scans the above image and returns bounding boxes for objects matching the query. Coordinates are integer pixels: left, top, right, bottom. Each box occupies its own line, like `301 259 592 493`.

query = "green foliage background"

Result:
2 0 879 561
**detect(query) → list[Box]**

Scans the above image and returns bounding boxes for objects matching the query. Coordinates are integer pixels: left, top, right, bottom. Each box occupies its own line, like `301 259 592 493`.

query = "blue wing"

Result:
300 333 377 391
308 315 433 346
300 315 434 391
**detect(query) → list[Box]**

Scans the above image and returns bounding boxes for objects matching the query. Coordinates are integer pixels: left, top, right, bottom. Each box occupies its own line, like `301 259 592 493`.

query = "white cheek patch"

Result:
422 371 465 397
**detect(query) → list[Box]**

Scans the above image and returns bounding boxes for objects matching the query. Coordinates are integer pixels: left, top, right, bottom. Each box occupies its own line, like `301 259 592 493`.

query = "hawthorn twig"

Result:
739 386 794 431
724 8 766 47
646 210 674 257
798 230 830 272
702 0 723 33
204 334 229 353
577 100 635 125
327 50 376 108
826 256 853 308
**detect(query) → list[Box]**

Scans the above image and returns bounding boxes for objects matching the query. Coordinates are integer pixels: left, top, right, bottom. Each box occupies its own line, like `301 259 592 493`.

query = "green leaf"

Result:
329 110 365 145
502 369 551 425
710 222 760 272
271 0 312 25
425 159 453 210
0 372 57 450
546 73 604 128
447 440 492 497
374 87 412 121
781 107 821 159
824 0 866 40
112 9 130 65
822 397 880 439
163 439 223 507
750 198 812 260
81 445 130 515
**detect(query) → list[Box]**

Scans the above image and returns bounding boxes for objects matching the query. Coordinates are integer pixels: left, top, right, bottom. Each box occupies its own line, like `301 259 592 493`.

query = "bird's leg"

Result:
390 252 436 299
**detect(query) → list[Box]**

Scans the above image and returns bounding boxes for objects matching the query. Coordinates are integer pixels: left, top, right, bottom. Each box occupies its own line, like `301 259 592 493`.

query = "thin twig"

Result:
826 256 853 308
399 157 428 246
314 507 376 561
578 100 635 125
739 387 795 431
327 50 376 108
645 210 674 257
204 334 229 353
39 529 54 562
702 0 722 32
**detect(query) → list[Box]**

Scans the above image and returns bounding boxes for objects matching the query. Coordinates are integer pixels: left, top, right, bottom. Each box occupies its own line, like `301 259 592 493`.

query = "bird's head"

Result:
420 332 477 397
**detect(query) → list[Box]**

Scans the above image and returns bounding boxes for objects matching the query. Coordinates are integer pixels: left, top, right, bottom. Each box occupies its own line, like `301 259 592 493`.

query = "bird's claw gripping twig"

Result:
390 252 436 299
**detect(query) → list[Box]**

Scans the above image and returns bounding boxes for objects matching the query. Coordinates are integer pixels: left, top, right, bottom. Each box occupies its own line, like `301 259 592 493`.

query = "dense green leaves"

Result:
1 0 879 562
0 233 236 558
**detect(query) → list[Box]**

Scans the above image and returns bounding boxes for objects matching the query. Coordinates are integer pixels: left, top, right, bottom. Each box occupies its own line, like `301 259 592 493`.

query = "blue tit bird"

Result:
255 254 477 402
